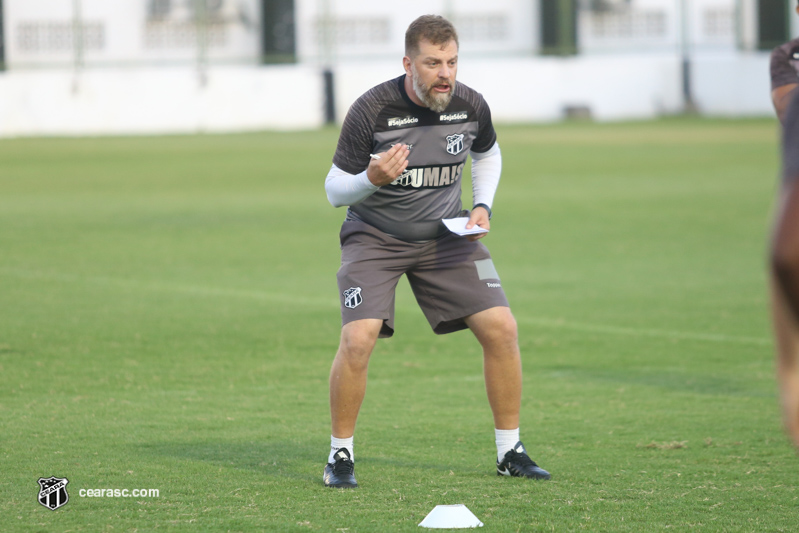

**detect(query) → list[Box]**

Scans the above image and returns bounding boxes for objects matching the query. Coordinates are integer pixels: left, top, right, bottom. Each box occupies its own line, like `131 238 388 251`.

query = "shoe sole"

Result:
497 469 551 480
323 471 358 488
325 482 358 488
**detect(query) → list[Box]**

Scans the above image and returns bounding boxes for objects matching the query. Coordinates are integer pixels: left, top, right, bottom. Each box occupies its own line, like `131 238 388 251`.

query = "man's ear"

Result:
402 56 413 77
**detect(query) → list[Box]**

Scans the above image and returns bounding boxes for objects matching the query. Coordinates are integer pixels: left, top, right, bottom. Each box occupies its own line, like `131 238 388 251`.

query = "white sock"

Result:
329 435 354 463
495 428 520 462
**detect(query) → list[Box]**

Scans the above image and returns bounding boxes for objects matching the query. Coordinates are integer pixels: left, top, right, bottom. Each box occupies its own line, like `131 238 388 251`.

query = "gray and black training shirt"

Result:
329 75 498 242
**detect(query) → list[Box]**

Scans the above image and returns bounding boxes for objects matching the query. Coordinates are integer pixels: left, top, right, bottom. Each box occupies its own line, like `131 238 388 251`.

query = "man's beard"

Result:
410 63 455 113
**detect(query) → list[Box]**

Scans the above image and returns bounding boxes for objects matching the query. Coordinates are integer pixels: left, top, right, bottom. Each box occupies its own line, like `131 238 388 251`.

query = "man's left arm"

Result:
465 142 502 242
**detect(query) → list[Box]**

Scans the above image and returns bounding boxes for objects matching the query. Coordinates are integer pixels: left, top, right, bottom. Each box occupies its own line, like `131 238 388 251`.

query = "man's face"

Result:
405 39 458 113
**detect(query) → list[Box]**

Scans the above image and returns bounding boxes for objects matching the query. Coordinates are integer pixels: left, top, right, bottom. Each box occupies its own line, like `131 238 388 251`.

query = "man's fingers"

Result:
465 212 482 229
394 159 409 178
367 144 411 185
379 143 401 166
386 144 410 178
466 206 490 229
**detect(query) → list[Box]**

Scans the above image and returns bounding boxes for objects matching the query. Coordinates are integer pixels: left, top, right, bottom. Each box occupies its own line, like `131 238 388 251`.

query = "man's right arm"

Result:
325 165 380 207
325 144 411 207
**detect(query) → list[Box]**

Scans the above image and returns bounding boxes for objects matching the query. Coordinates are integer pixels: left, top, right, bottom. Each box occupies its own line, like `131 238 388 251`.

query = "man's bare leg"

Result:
465 306 522 430
324 319 382 488
329 318 383 438
466 306 550 479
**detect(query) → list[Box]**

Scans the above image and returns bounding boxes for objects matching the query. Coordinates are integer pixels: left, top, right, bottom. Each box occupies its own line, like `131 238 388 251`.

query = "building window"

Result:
451 14 509 42
703 8 734 40
315 18 390 46
144 21 228 49
589 10 667 39
16 21 105 53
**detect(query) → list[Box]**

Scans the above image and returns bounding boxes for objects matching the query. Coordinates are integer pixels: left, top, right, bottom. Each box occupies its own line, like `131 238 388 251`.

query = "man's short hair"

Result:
405 15 459 58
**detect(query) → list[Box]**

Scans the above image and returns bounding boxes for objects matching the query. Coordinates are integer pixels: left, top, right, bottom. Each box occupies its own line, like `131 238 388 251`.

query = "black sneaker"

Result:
323 448 358 488
497 441 551 480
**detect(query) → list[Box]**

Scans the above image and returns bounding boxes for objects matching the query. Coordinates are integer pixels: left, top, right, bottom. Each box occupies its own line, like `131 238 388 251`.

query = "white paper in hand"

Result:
442 217 489 236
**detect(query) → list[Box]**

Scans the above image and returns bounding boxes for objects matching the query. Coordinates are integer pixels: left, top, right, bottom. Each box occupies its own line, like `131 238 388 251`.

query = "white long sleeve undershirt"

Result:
470 142 502 209
324 165 379 207
324 141 502 209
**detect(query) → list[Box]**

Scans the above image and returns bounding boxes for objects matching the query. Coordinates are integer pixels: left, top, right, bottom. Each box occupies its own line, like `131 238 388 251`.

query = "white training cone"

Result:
418 504 484 529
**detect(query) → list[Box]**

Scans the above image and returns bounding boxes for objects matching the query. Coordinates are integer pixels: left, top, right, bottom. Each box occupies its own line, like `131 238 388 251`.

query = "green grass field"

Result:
1 118 797 531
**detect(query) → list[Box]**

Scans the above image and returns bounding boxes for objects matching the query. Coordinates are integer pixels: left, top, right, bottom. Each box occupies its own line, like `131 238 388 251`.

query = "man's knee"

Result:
489 316 519 352
468 307 519 351
493 311 518 340
337 319 382 363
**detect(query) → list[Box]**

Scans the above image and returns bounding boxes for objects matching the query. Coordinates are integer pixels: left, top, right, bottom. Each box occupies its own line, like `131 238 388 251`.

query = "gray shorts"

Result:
337 220 509 338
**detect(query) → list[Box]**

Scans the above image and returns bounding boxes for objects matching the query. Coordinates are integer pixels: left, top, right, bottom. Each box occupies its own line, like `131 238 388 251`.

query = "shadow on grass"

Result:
139 439 486 487
136 440 323 490
544 366 776 398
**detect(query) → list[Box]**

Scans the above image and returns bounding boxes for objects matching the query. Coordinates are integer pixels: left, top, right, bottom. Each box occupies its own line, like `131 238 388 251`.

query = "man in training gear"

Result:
322 14 550 488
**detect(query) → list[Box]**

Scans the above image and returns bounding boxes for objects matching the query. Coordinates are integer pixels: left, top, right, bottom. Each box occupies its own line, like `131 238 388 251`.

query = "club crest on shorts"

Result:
38 476 69 511
343 287 363 309
446 133 465 155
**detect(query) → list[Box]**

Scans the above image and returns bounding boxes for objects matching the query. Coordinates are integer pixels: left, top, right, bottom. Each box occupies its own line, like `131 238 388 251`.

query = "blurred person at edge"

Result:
770 3 799 449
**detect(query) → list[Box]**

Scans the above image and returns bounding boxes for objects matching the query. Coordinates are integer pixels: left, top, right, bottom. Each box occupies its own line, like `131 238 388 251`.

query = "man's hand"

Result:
465 206 490 241
367 144 410 186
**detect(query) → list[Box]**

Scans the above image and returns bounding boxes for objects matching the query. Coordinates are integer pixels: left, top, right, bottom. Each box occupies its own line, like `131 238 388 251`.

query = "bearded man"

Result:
322 14 551 488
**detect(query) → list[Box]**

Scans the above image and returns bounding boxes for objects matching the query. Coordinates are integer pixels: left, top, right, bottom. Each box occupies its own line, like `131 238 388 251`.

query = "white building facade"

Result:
0 0 790 136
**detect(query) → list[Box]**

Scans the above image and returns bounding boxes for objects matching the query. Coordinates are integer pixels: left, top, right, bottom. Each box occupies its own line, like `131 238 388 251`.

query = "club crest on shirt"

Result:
446 133 465 155
395 169 414 187
343 287 363 309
